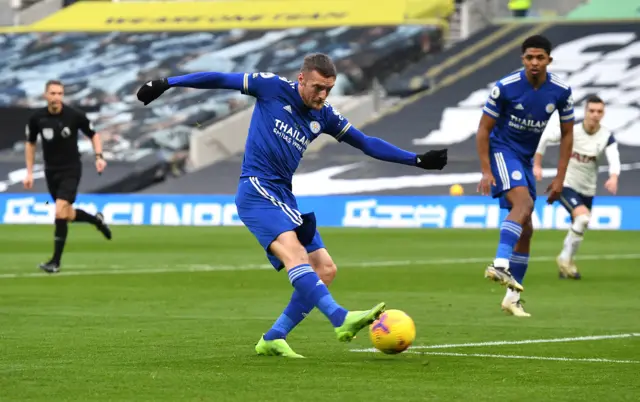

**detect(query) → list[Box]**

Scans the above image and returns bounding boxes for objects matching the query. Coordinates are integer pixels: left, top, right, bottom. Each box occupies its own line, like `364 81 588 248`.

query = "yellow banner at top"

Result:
28 0 410 32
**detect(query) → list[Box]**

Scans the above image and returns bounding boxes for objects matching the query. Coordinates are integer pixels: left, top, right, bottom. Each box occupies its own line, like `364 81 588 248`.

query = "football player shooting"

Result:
24 80 112 274
534 95 620 279
476 35 574 317
136 53 448 357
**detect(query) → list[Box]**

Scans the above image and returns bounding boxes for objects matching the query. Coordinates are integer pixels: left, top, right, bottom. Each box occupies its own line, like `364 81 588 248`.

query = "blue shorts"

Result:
490 148 537 210
558 186 594 213
235 176 325 271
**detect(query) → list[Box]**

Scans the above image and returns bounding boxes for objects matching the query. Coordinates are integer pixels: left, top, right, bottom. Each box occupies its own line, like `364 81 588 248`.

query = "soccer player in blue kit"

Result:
476 35 574 317
136 53 448 357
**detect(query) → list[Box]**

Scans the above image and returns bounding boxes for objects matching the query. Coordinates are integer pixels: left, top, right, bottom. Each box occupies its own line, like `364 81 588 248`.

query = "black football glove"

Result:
136 78 170 105
416 149 448 170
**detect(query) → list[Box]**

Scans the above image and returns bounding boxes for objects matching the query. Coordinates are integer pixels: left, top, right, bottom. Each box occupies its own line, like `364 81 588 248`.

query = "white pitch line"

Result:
350 333 640 353
2 253 640 280
408 351 640 364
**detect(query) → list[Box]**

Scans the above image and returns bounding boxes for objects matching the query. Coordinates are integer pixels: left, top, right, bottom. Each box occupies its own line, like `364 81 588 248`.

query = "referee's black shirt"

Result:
26 104 97 170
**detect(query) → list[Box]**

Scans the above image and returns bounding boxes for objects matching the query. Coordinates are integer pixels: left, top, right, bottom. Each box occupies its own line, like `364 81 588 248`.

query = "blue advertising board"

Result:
0 193 637 230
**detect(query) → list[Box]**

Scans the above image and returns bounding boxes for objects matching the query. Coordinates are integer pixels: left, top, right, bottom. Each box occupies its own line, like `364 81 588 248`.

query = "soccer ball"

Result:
449 183 464 196
369 309 416 354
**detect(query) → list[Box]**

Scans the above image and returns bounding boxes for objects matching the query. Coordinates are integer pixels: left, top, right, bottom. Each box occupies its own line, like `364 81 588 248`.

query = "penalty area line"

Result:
2 253 640 279
351 333 640 353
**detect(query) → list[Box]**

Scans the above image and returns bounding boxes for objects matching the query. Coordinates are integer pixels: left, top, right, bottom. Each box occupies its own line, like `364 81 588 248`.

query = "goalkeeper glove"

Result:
416 149 448 170
136 78 170 105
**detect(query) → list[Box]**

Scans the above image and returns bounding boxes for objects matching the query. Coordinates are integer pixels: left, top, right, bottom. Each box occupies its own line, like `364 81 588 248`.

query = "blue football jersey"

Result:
238 72 351 183
483 69 574 162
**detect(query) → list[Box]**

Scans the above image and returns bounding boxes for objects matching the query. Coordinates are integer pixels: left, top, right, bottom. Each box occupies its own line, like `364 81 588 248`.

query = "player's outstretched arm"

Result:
339 126 447 170
604 135 621 194
136 72 245 105
476 114 496 195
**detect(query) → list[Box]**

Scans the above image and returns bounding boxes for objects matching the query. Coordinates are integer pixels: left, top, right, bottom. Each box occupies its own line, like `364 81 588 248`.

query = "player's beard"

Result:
48 102 62 114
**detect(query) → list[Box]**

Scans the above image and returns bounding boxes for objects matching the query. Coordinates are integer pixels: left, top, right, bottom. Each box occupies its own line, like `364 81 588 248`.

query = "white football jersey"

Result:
536 122 620 196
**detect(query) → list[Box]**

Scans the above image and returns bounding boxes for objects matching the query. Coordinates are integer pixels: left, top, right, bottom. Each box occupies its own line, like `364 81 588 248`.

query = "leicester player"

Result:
136 53 448 357
24 80 112 274
534 95 620 279
476 35 574 317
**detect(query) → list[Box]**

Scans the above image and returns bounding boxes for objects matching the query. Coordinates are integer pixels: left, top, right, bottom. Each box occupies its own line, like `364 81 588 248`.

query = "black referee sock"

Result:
74 209 98 225
53 219 68 264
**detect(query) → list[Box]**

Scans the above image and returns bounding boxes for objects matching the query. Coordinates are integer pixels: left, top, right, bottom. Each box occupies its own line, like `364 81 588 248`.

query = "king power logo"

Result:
413 32 640 147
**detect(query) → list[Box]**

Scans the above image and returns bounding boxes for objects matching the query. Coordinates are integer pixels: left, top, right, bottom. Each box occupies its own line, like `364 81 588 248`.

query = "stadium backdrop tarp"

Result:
0 157 168 194
0 107 35 151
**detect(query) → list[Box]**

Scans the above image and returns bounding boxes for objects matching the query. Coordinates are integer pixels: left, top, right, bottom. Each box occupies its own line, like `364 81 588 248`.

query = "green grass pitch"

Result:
1 225 639 401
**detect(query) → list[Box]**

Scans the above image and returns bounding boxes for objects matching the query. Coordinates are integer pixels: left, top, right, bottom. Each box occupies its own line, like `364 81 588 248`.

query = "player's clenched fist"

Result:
416 149 447 170
136 78 170 105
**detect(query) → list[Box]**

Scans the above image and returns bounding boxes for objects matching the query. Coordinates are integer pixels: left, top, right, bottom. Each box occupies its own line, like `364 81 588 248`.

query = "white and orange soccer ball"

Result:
369 309 416 354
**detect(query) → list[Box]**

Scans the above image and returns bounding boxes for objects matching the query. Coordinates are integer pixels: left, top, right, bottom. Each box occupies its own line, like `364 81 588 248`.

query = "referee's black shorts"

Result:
45 168 81 204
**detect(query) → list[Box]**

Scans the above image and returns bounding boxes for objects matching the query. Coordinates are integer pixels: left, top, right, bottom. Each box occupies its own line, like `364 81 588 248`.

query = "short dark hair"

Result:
45 79 63 91
585 94 604 105
522 35 552 55
301 53 337 78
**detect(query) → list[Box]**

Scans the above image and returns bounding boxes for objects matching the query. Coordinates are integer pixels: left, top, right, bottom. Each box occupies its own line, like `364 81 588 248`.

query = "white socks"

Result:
560 214 590 261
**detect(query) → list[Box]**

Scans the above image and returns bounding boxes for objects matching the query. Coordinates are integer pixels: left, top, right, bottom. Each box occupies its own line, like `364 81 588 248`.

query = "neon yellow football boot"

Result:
255 335 304 358
335 302 386 342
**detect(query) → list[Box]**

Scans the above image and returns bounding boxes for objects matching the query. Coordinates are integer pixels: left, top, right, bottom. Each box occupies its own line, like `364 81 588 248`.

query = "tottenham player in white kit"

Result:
534 95 621 279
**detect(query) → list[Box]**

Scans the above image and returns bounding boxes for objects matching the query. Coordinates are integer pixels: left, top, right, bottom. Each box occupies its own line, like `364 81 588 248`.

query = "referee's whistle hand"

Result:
23 174 33 189
96 159 107 174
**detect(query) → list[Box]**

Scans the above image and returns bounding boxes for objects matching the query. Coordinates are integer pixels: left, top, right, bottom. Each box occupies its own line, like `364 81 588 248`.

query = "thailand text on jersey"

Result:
238 73 350 184
538 122 619 196
26 104 96 170
483 69 574 162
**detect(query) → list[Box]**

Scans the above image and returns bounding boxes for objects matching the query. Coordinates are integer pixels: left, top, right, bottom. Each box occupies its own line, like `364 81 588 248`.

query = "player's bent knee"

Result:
318 262 337 285
512 199 534 222
573 213 591 232
309 249 337 285
521 221 534 241
55 206 68 220
572 205 590 219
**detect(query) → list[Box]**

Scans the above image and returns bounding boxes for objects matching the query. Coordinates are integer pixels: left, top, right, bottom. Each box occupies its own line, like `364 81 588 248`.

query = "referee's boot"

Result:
39 260 60 274
95 212 112 240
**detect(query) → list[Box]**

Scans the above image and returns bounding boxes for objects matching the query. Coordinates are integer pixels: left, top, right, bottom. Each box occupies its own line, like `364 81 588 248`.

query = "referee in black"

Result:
23 80 112 274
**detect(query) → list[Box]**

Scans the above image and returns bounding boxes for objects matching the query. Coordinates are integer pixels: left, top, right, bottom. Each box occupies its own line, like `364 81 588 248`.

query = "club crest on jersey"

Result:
511 170 522 180
545 103 555 114
309 121 321 134
42 128 53 141
61 127 71 138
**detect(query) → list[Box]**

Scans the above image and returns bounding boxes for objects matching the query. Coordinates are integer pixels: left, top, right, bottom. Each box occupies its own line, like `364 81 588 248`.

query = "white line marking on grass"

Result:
2 253 640 279
407 351 640 364
351 333 640 353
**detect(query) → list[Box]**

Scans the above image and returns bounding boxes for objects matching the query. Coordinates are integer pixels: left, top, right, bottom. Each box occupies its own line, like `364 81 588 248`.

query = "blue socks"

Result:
263 290 313 340
494 220 523 266
509 252 529 284
287 264 347 327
